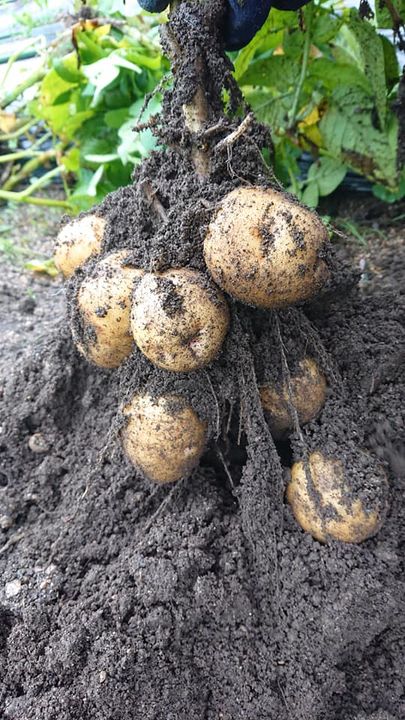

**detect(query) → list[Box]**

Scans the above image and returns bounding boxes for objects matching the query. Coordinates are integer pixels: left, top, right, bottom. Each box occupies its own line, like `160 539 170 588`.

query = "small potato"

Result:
72 251 143 369
131 268 230 372
286 451 388 543
204 186 329 309
54 215 106 277
121 393 207 484
259 357 326 438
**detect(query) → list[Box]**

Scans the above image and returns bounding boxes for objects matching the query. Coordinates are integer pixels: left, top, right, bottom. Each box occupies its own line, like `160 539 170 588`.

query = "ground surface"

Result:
0 196 404 720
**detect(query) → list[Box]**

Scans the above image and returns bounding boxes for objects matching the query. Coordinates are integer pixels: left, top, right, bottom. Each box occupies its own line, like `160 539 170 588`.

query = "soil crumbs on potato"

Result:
1 2 405 719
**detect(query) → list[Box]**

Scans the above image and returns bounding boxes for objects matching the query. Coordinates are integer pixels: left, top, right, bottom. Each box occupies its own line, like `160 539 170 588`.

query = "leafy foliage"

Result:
235 1 403 204
32 18 167 211
0 0 403 210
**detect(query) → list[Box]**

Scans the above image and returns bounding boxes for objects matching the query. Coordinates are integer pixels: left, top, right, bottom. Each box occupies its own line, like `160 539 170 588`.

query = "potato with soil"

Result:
260 357 327 438
72 251 143 369
204 186 329 309
286 451 388 543
54 214 106 277
121 393 207 483
131 268 230 372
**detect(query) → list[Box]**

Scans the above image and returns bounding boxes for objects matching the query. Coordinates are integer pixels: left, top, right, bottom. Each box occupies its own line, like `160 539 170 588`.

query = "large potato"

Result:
204 186 329 309
131 268 230 372
54 214 106 277
121 393 207 483
260 357 327 438
72 251 143 369
286 451 388 543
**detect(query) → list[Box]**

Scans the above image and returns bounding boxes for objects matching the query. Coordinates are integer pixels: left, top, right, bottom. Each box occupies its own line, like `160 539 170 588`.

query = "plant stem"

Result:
288 6 312 129
168 0 210 177
2 149 57 192
0 166 71 208
0 65 46 110
0 38 43 91
0 150 44 164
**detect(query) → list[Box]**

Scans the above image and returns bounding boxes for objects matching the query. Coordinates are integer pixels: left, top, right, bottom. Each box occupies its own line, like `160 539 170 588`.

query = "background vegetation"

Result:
0 0 404 212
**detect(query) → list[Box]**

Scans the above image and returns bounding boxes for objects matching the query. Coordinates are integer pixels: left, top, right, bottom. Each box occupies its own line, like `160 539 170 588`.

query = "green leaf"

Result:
84 152 120 163
312 13 342 45
348 11 388 129
319 86 398 186
105 108 130 128
372 172 405 202
301 182 319 207
239 56 300 89
53 55 83 84
380 35 400 91
374 0 405 29
63 147 80 172
82 59 121 104
306 157 347 196
308 57 371 94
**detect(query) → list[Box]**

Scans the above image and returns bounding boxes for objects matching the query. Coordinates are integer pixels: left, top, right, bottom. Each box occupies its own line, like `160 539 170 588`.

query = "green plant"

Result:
1 9 167 211
235 0 404 205
1 0 403 210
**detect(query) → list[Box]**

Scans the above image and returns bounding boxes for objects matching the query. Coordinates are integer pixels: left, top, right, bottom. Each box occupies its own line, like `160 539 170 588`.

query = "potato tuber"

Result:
259 357 327 438
131 268 230 372
72 251 143 369
204 186 329 309
121 392 207 483
286 451 388 543
54 214 106 277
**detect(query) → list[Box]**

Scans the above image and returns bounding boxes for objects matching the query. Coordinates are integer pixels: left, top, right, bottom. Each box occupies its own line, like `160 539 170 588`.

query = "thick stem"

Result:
0 66 46 110
169 1 211 177
0 166 71 209
2 149 57 192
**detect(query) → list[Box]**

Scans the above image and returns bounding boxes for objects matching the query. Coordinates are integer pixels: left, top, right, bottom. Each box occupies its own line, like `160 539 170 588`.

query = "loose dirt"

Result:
1 0 404 717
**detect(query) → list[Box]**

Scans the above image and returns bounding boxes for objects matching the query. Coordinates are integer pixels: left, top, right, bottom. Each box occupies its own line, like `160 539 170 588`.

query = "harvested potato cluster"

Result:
55 177 388 544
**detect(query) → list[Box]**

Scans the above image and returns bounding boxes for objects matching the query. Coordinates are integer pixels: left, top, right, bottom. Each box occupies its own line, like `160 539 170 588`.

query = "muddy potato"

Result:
121 393 207 484
286 451 388 543
131 268 230 372
72 251 143 369
204 186 329 309
260 357 327 438
54 215 106 277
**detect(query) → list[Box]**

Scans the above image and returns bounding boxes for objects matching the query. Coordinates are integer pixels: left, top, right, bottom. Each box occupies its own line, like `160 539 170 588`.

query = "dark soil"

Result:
1 1 405 718
1 218 404 720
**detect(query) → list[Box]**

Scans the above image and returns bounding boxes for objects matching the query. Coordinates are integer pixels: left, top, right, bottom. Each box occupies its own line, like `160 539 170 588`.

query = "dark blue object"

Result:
225 0 311 50
137 0 311 50
138 0 169 11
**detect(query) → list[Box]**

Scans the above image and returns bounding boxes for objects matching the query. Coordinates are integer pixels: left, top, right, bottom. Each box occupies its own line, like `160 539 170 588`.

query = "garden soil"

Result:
1 211 404 720
1 1 405 718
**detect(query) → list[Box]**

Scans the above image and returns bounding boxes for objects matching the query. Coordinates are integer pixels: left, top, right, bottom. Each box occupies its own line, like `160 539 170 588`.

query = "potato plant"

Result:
56 0 389 544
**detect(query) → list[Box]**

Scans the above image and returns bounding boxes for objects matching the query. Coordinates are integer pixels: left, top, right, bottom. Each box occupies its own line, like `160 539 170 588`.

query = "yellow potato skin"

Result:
54 215 106 277
73 251 143 369
204 186 329 309
259 357 327 438
121 393 207 484
286 451 387 543
131 268 230 372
